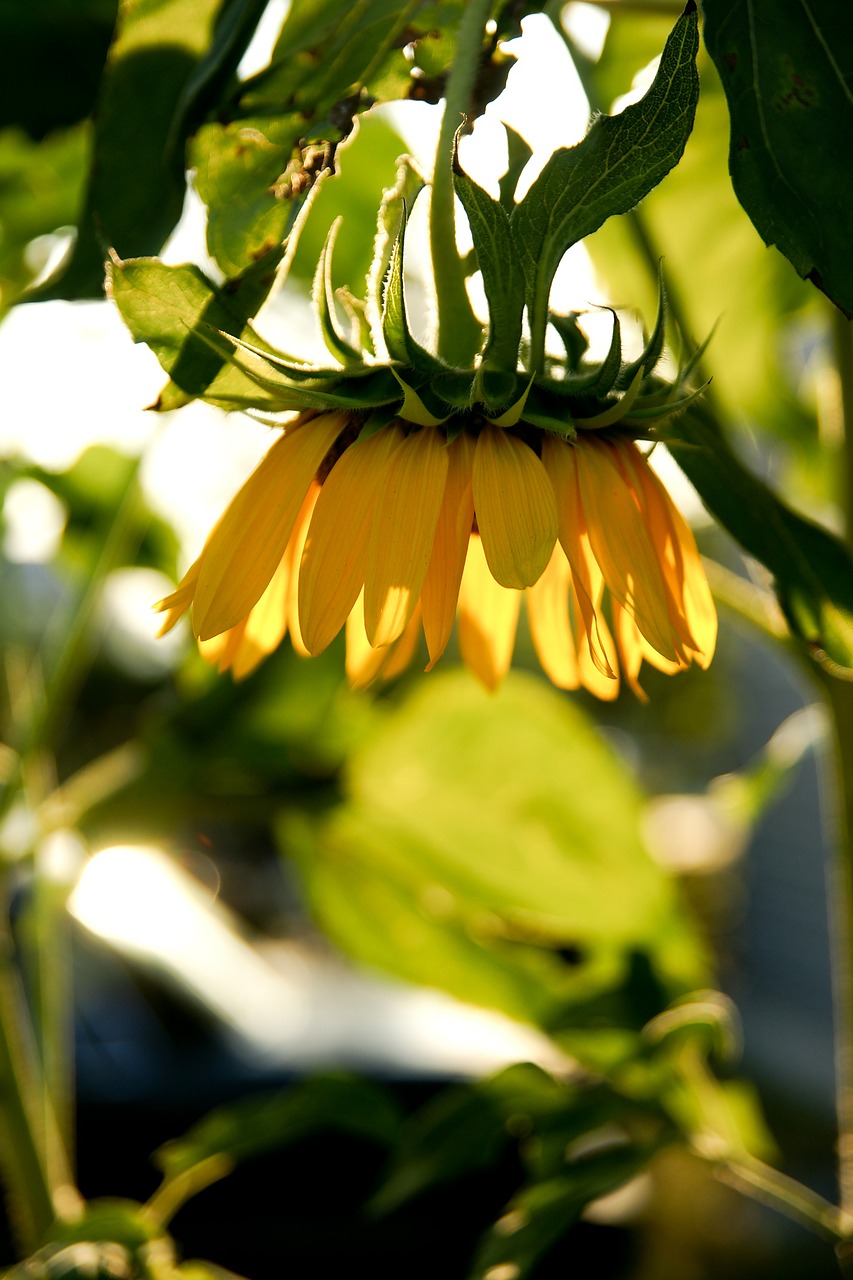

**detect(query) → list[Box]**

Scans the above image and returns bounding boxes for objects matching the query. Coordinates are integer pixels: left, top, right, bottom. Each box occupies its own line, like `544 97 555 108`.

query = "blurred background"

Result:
0 2 846 1276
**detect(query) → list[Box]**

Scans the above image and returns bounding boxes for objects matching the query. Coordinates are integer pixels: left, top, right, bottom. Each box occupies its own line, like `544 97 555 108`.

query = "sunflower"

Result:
148 42 715 698
156 404 716 697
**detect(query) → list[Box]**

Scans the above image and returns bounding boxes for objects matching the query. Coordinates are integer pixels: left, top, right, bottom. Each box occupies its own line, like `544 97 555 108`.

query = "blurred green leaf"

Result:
468 1143 660 1280
512 6 699 365
371 1062 652 1215
108 254 284 411
0 125 89 314
703 0 853 314
669 404 853 674
38 0 262 300
155 1074 401 1181
0 0 117 139
287 671 708 1068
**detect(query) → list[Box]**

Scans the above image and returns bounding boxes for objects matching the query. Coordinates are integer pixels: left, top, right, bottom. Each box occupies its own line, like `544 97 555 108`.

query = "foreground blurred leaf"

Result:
286 671 707 1070
38 0 267 300
669 405 853 675
703 0 853 313
468 1142 660 1280
0 126 89 315
155 1074 401 1181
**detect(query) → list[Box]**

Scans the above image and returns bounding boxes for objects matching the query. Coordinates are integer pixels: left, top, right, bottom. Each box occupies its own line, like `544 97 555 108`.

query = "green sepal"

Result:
453 131 524 372
487 375 535 427
391 368 452 426
616 269 667 389
195 326 400 410
337 287 375 357
541 310 622 400
313 217 362 365
520 387 576 439
549 313 590 370
481 369 522 415
432 371 479 410
382 205 448 374
359 405 400 440
622 381 711 425
367 155 425 353
573 367 644 430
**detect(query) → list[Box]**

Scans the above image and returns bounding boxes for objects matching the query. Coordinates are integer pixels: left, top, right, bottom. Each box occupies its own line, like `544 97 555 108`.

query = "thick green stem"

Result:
429 0 490 365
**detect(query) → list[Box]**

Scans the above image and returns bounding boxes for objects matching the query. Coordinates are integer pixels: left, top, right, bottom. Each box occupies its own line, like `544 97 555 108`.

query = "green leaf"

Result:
468 1144 661 1280
155 1075 401 1181
36 0 229 300
512 5 700 369
286 672 708 1064
107 253 284 410
498 123 533 211
669 404 853 674
703 0 853 314
453 135 525 370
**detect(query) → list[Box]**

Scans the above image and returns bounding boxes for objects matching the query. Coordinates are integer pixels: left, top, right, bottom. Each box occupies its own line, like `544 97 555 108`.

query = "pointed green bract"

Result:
453 137 525 371
313 218 361 365
511 5 699 370
382 209 448 373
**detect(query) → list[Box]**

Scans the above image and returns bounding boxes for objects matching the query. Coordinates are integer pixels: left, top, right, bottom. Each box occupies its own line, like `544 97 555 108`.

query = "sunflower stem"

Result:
429 0 490 366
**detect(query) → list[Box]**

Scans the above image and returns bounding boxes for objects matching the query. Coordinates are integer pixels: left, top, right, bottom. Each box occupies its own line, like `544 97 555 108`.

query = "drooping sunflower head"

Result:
153 9 715 698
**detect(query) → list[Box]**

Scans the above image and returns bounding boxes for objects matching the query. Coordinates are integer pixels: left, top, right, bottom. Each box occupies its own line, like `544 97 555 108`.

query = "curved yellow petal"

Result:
198 618 248 673
155 557 201 635
572 581 620 702
540 436 615 679
364 428 449 648
194 412 346 641
473 425 557 589
621 444 717 667
612 600 648 702
299 426 401 655
422 432 475 668
285 481 321 658
573 437 683 664
228 552 292 680
458 533 520 690
345 592 421 688
526 545 579 690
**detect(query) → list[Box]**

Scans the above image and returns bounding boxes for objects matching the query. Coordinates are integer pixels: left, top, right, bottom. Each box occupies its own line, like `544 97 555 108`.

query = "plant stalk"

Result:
429 0 490 366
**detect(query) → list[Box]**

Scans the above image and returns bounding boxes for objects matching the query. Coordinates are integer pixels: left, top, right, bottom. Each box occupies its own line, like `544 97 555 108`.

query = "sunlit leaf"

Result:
512 5 699 367
703 0 853 314
107 253 284 410
669 404 853 674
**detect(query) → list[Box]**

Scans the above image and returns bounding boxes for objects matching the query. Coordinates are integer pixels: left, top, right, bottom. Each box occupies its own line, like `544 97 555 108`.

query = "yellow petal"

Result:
573 437 683 663
526 545 579 690
421 432 475 668
228 552 292 680
572 581 620 701
458 533 520 690
285 481 321 658
345 590 420 688
194 412 346 641
621 444 717 667
612 600 648 702
199 619 248 672
155 558 201 635
364 428 449 648
473 425 557 589
540 436 615 679
299 426 401 655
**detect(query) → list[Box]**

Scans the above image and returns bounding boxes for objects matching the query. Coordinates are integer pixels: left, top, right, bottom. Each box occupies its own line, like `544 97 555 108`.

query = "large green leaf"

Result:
581 25 815 442
107 254 284 410
511 5 699 368
669 404 853 674
286 672 707 1066
703 0 853 314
